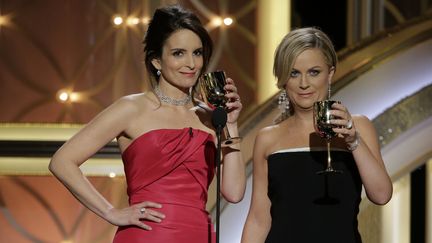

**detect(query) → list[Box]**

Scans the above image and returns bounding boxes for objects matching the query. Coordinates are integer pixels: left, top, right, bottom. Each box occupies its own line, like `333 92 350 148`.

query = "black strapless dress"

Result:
265 148 363 243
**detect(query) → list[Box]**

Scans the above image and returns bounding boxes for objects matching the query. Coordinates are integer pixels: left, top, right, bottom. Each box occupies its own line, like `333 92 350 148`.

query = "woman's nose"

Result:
185 55 195 69
299 75 310 89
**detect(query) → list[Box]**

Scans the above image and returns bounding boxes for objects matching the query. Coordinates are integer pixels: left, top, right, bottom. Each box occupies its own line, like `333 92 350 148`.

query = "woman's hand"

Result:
105 201 165 230
330 102 358 145
224 77 242 124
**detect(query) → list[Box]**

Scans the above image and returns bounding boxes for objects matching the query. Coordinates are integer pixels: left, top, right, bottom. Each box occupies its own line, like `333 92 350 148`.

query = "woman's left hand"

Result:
224 78 242 124
330 102 357 143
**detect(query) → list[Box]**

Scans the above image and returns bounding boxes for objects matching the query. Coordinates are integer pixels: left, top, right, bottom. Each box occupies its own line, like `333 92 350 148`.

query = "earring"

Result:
278 90 290 115
156 70 161 76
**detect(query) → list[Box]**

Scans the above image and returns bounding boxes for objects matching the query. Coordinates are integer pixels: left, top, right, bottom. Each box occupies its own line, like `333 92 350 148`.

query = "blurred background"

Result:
0 0 431 242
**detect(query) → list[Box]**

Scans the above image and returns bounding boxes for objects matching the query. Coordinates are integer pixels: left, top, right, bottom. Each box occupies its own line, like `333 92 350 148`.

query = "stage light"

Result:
0 15 6 26
223 17 233 26
109 172 116 178
58 91 69 102
0 14 11 27
113 16 123 26
126 17 140 26
211 17 223 27
69 92 80 102
57 89 81 103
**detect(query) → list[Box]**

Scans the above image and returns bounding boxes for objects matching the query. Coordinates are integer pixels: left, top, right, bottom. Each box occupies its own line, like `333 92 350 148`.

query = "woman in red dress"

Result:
49 4 245 243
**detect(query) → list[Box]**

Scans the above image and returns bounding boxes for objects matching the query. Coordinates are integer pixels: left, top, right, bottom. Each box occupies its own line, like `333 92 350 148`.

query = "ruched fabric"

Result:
113 128 216 243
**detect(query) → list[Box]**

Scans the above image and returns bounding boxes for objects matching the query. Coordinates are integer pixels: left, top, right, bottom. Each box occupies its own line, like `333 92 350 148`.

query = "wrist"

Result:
225 122 239 134
347 131 360 151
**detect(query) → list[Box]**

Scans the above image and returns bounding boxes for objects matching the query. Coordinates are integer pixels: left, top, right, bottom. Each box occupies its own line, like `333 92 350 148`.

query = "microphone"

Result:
211 106 226 243
212 107 227 129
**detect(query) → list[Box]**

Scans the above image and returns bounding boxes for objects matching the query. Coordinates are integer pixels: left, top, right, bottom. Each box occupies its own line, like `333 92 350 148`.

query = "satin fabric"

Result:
113 128 216 243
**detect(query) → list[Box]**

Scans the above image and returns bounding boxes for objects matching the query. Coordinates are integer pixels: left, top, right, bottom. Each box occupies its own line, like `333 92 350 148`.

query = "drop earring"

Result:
156 70 161 76
278 89 290 116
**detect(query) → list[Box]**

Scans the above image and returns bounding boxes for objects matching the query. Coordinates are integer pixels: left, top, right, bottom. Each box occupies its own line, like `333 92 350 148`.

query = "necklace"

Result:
154 85 192 106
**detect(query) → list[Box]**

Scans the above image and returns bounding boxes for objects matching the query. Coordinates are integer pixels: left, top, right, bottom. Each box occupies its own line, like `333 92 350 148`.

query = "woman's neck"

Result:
157 80 190 99
291 108 314 128
155 81 192 106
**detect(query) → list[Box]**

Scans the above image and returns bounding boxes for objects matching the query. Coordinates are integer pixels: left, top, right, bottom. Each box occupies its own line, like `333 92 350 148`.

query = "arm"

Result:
241 129 272 243
349 115 393 204
331 103 392 205
220 78 246 203
49 97 164 229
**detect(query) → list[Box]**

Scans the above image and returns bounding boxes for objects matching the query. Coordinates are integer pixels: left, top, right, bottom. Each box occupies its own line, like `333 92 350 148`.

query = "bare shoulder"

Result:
256 124 282 147
113 92 157 113
352 114 374 130
258 124 281 137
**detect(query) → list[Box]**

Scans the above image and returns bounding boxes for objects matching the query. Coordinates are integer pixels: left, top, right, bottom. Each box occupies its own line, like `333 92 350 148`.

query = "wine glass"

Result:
313 100 343 174
200 70 241 146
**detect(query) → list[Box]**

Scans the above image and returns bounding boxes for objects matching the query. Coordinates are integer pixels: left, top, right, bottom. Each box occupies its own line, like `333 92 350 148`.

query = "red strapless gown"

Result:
112 128 216 243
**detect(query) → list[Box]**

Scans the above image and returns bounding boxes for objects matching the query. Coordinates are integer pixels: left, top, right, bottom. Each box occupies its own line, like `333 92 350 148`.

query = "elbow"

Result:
369 185 393 205
221 178 246 203
377 190 393 205
48 156 61 176
371 195 391 205
222 188 246 203
48 158 55 173
225 194 244 204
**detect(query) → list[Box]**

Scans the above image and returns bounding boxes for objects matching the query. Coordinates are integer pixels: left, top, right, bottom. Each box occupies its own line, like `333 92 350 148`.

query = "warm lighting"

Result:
211 17 223 27
113 16 123 25
257 0 290 103
142 17 150 24
0 14 12 27
126 17 140 25
0 15 7 26
69 92 80 102
57 89 80 103
223 17 233 26
58 91 69 102
109 172 116 178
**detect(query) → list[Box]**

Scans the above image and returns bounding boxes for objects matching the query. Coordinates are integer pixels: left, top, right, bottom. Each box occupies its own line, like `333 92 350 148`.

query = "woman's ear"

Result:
328 66 335 82
151 58 161 71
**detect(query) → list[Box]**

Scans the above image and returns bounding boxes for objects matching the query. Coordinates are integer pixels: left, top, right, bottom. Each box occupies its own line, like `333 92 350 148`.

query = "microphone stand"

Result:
212 107 227 243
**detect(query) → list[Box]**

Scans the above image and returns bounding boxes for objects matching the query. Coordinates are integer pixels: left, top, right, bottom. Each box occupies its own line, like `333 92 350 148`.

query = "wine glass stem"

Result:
326 140 332 169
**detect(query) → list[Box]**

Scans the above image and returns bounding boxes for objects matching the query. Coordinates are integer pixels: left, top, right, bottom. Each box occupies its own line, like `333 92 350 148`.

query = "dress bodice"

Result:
122 128 215 206
113 128 216 243
266 148 363 243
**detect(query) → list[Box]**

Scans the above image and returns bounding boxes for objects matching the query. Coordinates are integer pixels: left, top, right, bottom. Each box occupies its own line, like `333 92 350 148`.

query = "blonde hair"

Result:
273 27 337 89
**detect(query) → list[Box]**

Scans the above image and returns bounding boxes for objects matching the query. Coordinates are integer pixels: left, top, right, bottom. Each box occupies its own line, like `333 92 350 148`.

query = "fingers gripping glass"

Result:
200 71 241 146
313 100 343 174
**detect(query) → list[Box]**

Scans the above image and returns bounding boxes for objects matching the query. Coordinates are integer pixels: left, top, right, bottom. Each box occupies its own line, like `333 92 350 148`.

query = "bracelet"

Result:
347 132 360 151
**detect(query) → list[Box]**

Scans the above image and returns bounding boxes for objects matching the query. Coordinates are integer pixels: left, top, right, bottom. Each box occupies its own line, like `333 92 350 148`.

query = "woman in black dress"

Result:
241 27 392 243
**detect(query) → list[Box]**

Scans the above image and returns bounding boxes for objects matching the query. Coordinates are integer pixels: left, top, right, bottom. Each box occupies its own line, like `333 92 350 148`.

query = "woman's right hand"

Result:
106 201 165 230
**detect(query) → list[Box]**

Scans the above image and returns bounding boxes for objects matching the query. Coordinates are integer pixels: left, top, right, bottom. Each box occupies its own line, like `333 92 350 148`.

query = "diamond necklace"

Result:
154 85 192 106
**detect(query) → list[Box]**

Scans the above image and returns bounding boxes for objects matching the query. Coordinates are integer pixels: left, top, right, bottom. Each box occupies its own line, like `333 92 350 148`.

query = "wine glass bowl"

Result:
313 100 339 140
200 70 241 146
200 71 228 109
313 100 343 174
